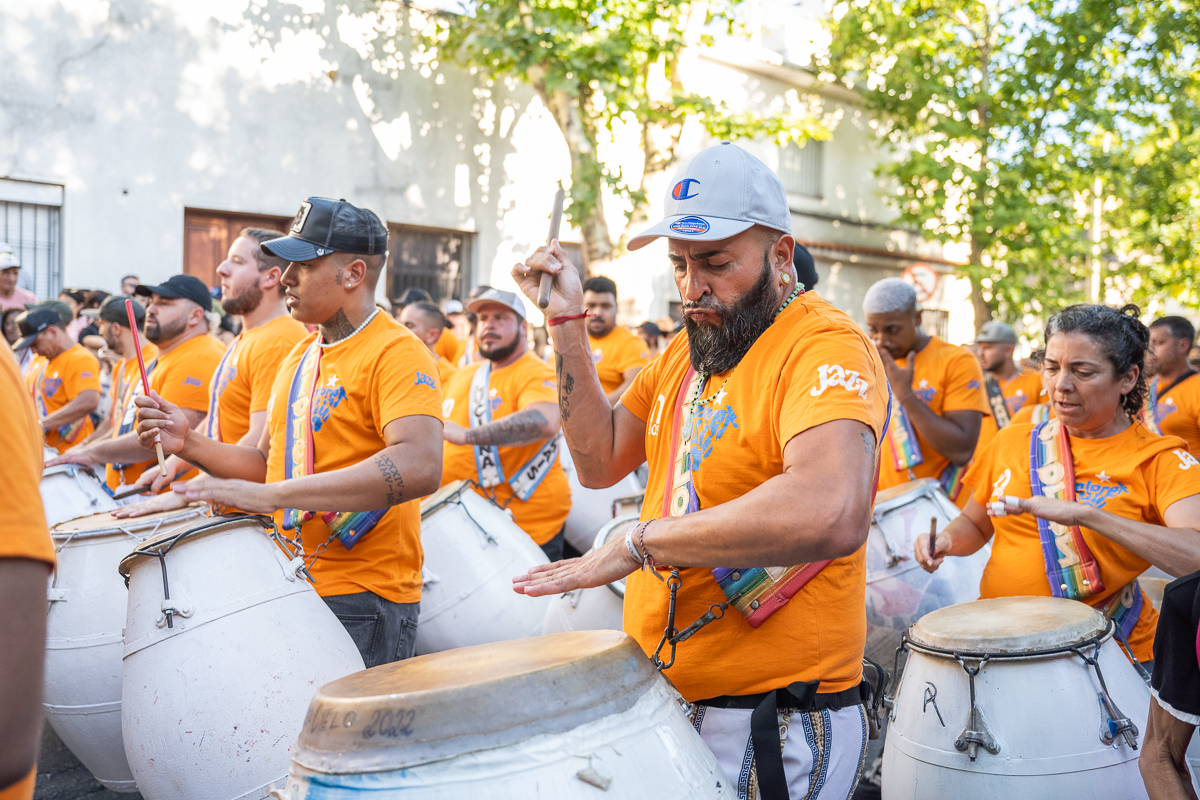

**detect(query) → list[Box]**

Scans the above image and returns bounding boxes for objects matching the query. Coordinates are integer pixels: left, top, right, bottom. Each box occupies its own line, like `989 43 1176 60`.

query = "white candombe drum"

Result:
416 481 553 654
119 514 366 800
45 506 210 793
278 631 736 799
542 514 636 634
41 463 119 527
561 445 643 552
883 597 1150 800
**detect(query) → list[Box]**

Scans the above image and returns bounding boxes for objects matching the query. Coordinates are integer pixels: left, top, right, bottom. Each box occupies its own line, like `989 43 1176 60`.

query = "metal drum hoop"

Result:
420 481 500 546
592 513 641 599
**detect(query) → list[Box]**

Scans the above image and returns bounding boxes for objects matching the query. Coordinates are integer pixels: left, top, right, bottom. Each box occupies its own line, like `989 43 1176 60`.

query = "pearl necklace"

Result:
318 307 381 348
690 282 805 408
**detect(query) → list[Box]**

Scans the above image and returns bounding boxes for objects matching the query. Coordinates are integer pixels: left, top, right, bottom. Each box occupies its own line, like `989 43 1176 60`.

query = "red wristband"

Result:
547 311 592 327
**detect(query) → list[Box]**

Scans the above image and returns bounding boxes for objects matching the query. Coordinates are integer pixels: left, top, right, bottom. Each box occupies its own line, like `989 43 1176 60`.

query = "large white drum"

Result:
416 481 552 654
278 631 735 799
41 463 119 527
45 506 210 793
118 514 365 800
883 597 1150 799
542 514 636 635
560 446 643 552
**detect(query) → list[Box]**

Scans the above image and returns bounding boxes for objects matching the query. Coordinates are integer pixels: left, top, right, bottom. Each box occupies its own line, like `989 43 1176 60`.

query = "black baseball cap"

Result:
134 275 213 312
262 197 388 262
83 295 145 326
12 307 62 351
794 243 818 290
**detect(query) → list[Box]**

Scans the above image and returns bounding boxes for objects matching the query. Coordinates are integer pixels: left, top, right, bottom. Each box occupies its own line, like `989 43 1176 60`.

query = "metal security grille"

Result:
779 140 824 198
0 201 60 299
387 223 474 303
921 308 950 340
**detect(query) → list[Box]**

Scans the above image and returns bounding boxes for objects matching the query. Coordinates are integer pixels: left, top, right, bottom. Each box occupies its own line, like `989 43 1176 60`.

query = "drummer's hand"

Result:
45 447 95 468
876 346 916 398
112 490 188 519
512 239 585 320
989 494 1091 527
172 475 281 514
914 531 950 573
513 528 640 597
135 391 190 456
443 420 469 446
128 454 187 495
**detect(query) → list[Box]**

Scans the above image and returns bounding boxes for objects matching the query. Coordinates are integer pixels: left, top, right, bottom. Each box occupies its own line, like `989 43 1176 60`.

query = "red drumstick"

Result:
126 299 168 477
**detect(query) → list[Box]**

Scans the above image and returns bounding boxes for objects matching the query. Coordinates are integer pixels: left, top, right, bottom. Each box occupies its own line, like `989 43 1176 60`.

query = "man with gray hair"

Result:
863 276 988 505
515 142 890 798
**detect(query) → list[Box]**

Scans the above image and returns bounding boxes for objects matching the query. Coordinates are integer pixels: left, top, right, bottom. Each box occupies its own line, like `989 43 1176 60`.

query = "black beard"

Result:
145 316 186 344
480 336 519 363
684 256 779 375
221 282 263 316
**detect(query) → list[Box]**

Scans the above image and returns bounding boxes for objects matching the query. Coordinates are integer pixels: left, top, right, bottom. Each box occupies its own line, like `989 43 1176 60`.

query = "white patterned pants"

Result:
692 703 868 800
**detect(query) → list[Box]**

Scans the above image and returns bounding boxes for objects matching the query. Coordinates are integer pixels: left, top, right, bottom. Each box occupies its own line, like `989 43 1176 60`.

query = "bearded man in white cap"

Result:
514 142 890 798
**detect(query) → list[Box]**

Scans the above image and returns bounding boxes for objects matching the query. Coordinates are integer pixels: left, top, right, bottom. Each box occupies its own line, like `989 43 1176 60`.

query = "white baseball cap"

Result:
627 142 792 251
0 242 19 270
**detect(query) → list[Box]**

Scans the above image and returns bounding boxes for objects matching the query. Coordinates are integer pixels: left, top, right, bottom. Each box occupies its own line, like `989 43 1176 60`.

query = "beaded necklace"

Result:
317 307 380 349
690 281 805 408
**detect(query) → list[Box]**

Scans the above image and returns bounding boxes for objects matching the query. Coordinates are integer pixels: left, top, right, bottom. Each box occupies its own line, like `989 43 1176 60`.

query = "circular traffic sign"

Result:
903 263 939 303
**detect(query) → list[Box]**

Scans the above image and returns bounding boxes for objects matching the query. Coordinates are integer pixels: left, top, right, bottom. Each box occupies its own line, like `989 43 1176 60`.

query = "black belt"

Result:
696 680 868 800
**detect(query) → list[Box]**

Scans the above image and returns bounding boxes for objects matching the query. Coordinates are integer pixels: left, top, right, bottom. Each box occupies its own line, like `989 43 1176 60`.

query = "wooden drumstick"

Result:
536 186 566 310
126 299 168 477
928 517 938 561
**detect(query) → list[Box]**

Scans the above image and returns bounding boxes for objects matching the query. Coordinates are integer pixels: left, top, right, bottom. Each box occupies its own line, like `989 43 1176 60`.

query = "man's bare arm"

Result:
47 407 206 467
0 559 51 788
901 401 982 466
40 389 100 431
464 403 560 447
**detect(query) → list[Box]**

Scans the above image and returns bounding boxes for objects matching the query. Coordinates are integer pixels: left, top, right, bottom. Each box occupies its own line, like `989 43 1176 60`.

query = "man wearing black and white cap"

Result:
134 198 444 667
514 143 890 797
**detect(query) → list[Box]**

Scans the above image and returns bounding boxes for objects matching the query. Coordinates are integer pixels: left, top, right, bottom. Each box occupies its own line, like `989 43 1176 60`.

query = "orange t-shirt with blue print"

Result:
588 326 651 396
441 351 570 546
208 315 308 445
964 420 1200 662
621 291 890 701
978 367 1045 452
1155 373 1200 454
265 313 442 604
26 343 101 453
878 336 990 493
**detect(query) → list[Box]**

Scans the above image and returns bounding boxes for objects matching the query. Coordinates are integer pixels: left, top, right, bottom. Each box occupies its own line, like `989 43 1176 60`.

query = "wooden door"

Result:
183 208 293 289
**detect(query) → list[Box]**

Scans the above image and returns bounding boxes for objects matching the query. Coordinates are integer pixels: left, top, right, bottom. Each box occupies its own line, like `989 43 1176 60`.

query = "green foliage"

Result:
820 0 1200 324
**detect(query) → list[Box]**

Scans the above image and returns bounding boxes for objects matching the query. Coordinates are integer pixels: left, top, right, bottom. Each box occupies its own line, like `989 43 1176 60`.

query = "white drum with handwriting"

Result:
542 515 636 634
119 515 365 800
279 631 735 799
41 463 119 527
416 481 553 654
883 597 1150 799
45 506 209 793
561 446 643 552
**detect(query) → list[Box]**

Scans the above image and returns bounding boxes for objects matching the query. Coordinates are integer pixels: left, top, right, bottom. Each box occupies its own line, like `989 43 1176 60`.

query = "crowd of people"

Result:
2 142 1199 800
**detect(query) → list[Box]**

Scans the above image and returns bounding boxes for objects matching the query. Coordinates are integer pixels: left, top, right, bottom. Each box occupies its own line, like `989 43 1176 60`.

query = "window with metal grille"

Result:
1 201 61 299
387 224 474 304
921 308 950 340
779 140 824 198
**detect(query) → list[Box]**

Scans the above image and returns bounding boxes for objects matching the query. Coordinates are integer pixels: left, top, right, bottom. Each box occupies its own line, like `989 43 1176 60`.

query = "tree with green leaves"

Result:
407 1 825 275
820 0 1200 326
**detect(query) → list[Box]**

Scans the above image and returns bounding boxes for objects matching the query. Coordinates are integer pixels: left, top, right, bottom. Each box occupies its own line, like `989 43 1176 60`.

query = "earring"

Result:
781 273 791 284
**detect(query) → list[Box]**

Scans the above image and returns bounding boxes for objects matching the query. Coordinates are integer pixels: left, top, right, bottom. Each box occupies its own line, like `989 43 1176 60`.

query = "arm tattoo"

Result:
376 454 406 506
555 352 574 424
320 308 356 342
861 431 876 458
465 408 551 447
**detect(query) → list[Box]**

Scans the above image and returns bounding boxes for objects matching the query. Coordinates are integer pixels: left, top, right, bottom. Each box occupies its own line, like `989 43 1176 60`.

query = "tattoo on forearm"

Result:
377 454 406 506
321 308 356 342
861 431 875 458
465 409 551 446
555 352 574 424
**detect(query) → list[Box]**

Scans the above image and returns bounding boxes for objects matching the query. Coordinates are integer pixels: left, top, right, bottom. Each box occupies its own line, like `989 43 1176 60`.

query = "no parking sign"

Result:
903 263 939 303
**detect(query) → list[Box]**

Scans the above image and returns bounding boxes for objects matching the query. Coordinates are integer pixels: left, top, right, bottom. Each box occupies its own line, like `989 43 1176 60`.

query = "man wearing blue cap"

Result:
134 198 444 668
513 143 890 798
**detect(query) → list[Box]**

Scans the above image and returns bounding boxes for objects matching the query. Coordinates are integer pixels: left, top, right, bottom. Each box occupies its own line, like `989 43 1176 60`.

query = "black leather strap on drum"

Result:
697 681 867 800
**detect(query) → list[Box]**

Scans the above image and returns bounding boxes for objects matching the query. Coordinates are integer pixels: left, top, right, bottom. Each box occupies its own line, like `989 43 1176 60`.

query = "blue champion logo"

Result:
669 216 710 235
672 178 701 200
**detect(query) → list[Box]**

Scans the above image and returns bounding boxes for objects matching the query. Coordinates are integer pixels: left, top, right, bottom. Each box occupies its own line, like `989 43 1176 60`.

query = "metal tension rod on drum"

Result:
953 654 999 760
1071 644 1140 749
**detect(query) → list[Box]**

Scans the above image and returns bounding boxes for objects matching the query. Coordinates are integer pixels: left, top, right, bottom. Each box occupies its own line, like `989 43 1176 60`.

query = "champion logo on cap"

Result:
669 216 710 235
672 179 701 200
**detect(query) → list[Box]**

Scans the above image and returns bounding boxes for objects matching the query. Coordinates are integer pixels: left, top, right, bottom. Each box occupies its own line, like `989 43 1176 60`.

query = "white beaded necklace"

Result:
317 307 381 349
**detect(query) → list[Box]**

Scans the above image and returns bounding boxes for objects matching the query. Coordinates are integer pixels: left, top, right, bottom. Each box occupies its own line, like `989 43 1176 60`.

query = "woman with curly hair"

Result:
916 304 1200 669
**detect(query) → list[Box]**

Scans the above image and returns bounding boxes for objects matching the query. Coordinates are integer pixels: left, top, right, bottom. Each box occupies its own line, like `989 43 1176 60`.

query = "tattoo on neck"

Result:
376 454 405 506
555 352 574 424
465 408 550 447
321 308 356 342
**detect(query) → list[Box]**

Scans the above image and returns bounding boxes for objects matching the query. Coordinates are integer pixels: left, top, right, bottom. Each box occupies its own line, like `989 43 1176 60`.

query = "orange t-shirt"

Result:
621 291 890 701
1010 402 1053 425
878 336 990 493
207 315 307 445
434 327 461 364
108 344 159 429
266 313 442 604
0 770 36 800
1155 373 1200 454
441 351 570 545
435 354 459 388
105 333 225 489
589 326 651 396
965 420 1200 661
27 343 101 453
978 367 1046 452
1 351 53 564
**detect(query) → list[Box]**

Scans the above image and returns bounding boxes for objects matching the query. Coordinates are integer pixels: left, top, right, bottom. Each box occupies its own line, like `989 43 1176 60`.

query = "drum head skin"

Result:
910 597 1108 654
51 505 209 539
293 630 659 773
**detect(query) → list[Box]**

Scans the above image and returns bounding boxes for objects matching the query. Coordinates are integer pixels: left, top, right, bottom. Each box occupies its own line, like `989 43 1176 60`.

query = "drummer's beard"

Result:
220 281 263 316
684 255 778 375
